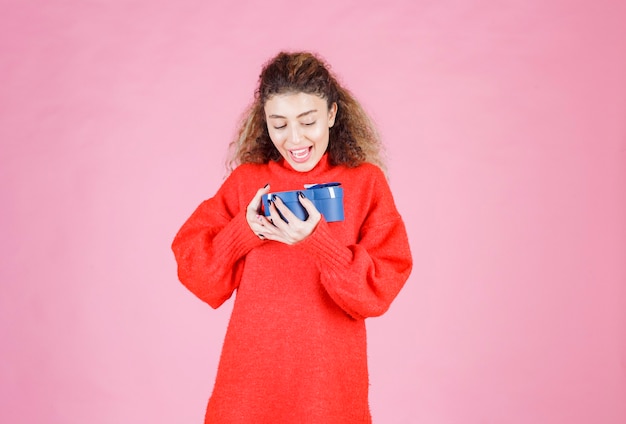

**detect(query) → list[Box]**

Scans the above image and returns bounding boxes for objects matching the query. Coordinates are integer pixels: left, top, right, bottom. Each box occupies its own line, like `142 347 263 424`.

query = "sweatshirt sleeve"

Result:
171 171 263 308
297 170 413 320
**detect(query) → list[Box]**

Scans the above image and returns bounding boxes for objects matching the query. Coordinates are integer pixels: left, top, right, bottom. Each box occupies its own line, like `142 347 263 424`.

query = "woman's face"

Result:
264 92 337 172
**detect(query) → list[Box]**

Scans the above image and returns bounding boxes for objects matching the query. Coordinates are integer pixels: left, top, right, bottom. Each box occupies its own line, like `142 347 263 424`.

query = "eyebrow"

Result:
268 109 317 119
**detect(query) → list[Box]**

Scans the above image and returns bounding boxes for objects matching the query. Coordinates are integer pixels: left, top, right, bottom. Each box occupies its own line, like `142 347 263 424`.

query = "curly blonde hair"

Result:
227 51 385 173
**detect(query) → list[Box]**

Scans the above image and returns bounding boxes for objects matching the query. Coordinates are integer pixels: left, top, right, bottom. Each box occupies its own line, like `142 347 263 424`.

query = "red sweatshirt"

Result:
172 154 412 423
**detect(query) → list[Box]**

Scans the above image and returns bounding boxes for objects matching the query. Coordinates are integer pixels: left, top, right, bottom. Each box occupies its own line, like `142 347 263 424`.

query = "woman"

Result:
172 51 412 423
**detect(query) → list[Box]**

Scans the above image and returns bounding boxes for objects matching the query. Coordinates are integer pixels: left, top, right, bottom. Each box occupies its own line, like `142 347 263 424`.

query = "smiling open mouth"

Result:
289 147 312 162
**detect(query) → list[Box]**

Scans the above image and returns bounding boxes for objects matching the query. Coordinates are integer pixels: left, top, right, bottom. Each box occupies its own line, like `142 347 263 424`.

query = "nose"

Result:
290 125 303 145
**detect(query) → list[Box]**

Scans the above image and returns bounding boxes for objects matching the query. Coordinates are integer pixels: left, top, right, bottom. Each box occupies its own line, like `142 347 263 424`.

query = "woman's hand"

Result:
246 185 322 245
246 184 272 240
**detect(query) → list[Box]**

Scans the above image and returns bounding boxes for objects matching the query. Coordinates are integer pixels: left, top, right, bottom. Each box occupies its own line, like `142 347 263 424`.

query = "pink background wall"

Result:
2 1 625 423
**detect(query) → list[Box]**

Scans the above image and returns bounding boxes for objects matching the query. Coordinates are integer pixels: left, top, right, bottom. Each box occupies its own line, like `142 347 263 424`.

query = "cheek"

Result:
268 130 285 148
312 125 330 142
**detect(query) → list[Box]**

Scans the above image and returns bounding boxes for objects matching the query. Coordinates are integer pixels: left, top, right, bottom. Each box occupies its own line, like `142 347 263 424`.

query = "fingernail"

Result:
264 183 270 189
298 191 305 199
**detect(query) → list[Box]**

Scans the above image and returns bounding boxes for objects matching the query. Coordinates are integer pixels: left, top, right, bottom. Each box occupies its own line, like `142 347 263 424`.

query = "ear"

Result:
328 102 338 128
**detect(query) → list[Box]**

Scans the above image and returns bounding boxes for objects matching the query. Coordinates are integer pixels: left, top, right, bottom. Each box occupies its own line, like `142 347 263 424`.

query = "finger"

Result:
266 198 289 230
248 213 264 231
297 192 322 221
247 183 271 213
255 213 275 229
271 195 304 225
252 216 283 242
247 198 272 234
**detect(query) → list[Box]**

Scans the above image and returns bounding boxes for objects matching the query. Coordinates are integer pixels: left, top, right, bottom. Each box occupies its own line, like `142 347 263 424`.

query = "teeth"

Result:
291 148 309 158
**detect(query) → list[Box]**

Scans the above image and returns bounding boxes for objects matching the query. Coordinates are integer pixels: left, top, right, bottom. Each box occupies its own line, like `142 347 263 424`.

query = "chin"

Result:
291 162 315 172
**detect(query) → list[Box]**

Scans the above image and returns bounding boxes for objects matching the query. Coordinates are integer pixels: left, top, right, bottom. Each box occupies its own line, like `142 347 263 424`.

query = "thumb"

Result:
248 183 271 212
